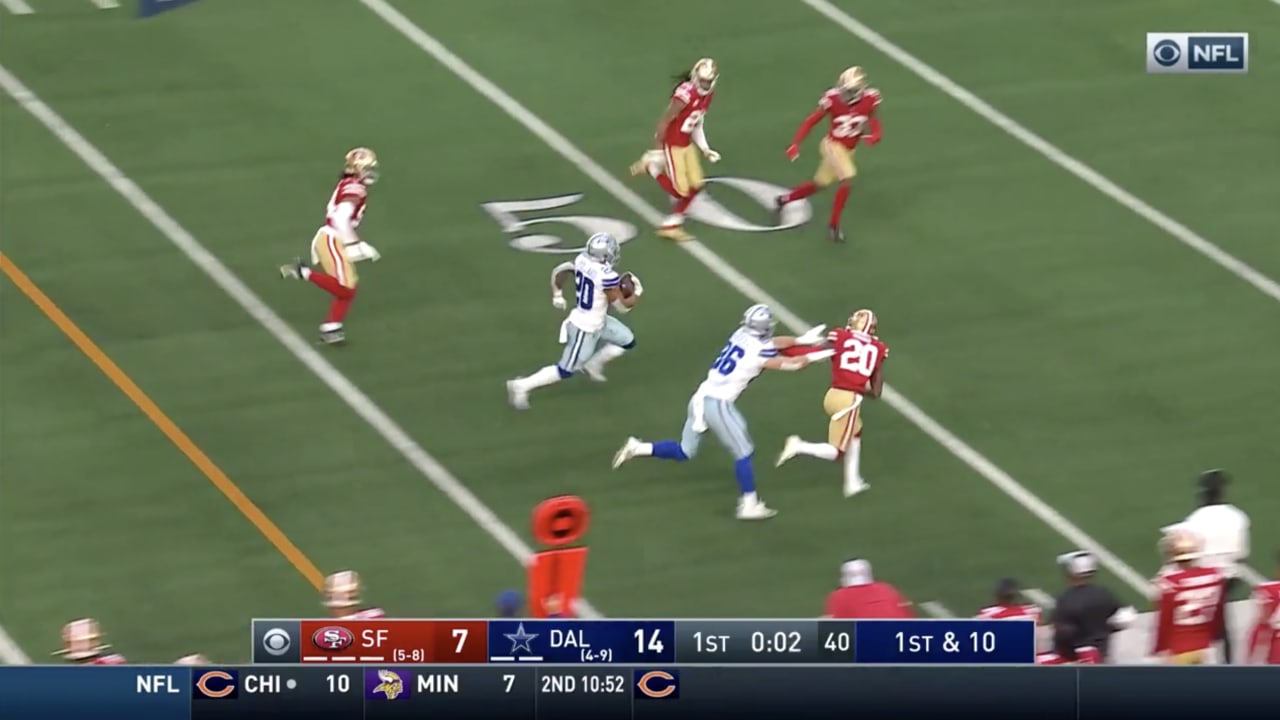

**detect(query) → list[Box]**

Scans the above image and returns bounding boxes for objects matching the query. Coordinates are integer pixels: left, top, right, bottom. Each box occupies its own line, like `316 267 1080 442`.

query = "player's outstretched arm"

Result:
787 108 826 160
764 355 810 372
654 98 686 148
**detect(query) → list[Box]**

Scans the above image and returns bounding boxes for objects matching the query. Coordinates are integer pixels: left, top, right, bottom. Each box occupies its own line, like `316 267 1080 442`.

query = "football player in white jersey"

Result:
611 304 827 519
507 233 640 410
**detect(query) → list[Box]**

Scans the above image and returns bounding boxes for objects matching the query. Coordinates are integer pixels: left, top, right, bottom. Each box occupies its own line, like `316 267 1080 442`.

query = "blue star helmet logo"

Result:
504 623 539 654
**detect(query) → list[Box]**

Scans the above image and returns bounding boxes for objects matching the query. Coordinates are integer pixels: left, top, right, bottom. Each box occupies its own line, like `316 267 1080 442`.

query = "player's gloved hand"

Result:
552 293 567 310
629 274 645 297
703 148 721 163
786 144 801 162
367 244 382 262
796 324 828 345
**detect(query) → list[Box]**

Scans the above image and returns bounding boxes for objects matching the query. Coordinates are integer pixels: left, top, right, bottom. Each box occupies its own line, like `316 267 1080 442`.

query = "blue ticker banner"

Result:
138 0 199 18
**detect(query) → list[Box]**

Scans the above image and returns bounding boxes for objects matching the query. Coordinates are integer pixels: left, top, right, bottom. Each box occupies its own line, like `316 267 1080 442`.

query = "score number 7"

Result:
452 628 468 653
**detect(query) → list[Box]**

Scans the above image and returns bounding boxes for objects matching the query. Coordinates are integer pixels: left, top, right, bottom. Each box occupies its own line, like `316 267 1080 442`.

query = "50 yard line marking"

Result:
0 63 604 621
360 0 1153 599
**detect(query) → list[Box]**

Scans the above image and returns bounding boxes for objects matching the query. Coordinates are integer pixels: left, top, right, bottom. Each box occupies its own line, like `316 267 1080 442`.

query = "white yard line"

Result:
1021 587 1056 609
801 0 1280 312
0 0 34 16
0 63 600 621
0 623 32 664
356 0 1162 599
920 601 955 618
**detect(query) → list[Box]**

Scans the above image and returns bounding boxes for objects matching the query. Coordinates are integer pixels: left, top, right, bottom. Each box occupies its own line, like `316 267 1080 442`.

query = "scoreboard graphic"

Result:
1 619 1273 720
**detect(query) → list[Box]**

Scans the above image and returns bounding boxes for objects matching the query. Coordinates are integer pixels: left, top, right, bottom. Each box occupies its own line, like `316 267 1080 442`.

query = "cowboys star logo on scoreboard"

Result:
490 622 544 662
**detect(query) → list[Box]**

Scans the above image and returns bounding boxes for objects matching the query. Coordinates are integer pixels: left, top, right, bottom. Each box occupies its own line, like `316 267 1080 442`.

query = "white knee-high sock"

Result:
843 437 865 494
795 440 839 461
586 344 627 369
515 365 563 392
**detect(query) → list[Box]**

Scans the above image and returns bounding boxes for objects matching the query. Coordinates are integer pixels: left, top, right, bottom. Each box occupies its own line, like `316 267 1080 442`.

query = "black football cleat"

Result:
827 225 846 244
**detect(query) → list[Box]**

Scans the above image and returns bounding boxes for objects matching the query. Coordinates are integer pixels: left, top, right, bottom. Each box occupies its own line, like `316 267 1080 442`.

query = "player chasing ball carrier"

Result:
776 67 882 244
280 147 383 346
775 309 887 498
611 305 829 520
630 58 722 243
507 233 641 409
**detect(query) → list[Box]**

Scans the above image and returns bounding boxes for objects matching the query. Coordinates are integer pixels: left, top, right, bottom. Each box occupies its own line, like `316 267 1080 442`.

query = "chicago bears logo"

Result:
311 626 356 652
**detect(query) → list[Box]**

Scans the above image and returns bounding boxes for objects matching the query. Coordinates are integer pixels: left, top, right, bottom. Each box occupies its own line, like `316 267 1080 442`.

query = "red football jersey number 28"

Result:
838 336 881 376
1173 586 1222 626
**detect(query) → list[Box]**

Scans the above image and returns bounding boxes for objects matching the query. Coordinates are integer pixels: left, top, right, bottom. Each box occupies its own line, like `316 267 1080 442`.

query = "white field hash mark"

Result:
356 0 1164 598
0 63 604 625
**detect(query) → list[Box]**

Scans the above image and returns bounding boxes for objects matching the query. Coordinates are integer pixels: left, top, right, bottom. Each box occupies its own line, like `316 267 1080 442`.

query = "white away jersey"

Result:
567 253 619 333
697 328 778 402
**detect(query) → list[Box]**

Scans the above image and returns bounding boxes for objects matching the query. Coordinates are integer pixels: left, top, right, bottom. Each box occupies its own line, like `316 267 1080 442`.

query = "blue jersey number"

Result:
574 271 595 311
711 343 746 376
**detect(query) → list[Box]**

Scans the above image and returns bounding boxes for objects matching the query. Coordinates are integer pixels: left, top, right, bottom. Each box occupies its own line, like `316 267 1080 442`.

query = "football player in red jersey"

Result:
1035 623 1101 664
54 618 127 665
977 578 1042 622
775 308 887 497
1247 550 1280 664
1151 528 1226 664
822 559 914 619
324 570 386 620
629 58 721 243
280 148 381 345
776 67 882 243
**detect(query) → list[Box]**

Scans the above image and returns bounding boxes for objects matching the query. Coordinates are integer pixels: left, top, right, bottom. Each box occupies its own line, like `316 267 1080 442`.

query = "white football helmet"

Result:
323 570 363 609
343 147 379 185
838 66 867 103
847 308 877 335
742 304 777 337
585 232 620 264
691 58 719 95
58 618 109 660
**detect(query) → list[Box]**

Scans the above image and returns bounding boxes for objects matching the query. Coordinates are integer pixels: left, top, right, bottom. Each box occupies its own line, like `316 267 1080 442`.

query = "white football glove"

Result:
345 241 381 263
795 323 828 345
552 292 567 310
629 273 644 297
703 149 721 163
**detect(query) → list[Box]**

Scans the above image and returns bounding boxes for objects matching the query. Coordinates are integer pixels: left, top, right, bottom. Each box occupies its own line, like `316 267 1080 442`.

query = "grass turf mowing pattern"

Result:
0 0 1275 658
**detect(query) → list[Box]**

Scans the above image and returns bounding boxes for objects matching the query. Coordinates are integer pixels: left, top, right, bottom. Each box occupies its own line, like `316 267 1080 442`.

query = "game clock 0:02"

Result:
751 631 802 655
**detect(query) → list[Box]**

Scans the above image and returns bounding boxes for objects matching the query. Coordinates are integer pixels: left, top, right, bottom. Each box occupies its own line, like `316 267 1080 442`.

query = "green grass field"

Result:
1 0 1277 664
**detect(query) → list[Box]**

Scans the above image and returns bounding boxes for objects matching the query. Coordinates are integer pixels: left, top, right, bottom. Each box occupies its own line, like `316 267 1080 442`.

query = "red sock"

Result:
830 184 851 227
307 270 355 300
785 181 819 203
672 187 701 215
326 293 355 324
655 174 681 199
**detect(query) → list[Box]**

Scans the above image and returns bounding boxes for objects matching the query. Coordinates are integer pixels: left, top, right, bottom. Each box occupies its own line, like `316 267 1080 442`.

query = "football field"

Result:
1 0 1277 663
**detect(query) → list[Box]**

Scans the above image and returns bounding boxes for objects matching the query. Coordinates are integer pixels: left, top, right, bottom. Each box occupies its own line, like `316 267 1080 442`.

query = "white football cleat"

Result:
843 479 869 498
612 437 642 469
736 498 778 520
582 361 607 382
506 380 529 410
775 435 802 467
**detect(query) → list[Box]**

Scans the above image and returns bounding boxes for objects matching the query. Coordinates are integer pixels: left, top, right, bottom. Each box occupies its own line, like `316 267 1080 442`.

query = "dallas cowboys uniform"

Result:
612 304 799 520
507 233 636 409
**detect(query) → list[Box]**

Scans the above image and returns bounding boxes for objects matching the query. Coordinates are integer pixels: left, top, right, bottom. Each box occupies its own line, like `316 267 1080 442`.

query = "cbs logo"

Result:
261 628 292 657
1152 38 1182 67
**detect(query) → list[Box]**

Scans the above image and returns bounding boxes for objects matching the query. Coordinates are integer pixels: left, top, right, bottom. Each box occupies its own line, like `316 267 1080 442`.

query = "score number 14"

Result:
635 629 666 655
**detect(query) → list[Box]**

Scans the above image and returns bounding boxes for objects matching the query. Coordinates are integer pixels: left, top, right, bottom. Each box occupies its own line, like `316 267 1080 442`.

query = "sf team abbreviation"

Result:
252 619 1036 665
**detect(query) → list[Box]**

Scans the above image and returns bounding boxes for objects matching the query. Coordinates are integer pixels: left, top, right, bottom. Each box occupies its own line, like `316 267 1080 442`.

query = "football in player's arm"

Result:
629 58 721 243
776 67 882 244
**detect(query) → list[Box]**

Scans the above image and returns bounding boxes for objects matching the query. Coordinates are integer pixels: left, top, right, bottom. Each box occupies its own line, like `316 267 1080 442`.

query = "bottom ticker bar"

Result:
0 666 1277 720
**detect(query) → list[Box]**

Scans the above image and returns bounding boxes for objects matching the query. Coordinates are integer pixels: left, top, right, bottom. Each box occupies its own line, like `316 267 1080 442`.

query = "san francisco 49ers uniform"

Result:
1248 581 1280 664
812 87 881 187
976 603 1041 622
311 177 368 290
823 327 889 449
1152 565 1226 664
662 81 714 197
